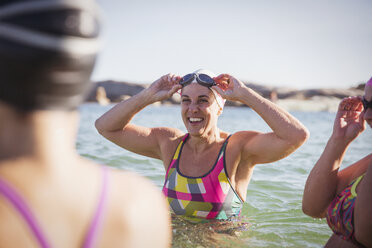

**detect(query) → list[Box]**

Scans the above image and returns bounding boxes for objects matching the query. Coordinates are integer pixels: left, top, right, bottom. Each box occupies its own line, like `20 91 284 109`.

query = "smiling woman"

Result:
95 68 310 222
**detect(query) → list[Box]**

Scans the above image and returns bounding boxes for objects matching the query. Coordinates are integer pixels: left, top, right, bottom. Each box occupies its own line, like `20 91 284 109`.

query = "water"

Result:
77 103 371 248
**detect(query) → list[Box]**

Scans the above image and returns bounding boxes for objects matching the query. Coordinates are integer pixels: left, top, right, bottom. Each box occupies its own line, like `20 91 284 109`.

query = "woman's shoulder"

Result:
225 130 260 143
105 166 170 223
82 162 163 203
349 153 372 178
89 165 171 247
363 153 372 163
106 166 161 197
361 154 372 178
151 127 185 142
219 131 260 157
337 153 372 191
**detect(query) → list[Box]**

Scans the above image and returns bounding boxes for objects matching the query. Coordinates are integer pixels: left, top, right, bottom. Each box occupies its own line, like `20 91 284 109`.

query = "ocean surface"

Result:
77 103 371 248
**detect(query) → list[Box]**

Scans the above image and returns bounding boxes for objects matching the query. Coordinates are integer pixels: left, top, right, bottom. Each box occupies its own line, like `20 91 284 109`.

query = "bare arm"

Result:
213 74 309 164
302 97 366 218
337 154 372 191
95 74 182 159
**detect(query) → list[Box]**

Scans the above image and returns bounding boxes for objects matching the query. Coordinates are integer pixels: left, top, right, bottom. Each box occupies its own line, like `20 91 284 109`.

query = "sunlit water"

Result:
77 103 371 248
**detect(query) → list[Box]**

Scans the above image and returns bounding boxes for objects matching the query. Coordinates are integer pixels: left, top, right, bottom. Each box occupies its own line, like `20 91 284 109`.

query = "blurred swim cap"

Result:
0 0 101 111
192 69 226 110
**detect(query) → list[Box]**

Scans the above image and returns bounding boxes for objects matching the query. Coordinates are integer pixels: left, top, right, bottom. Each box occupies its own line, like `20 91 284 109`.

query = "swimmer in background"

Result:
0 1 170 247
303 77 372 247
95 69 309 221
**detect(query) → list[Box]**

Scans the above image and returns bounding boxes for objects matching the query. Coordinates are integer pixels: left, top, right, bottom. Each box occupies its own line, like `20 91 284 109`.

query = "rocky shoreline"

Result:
86 80 365 112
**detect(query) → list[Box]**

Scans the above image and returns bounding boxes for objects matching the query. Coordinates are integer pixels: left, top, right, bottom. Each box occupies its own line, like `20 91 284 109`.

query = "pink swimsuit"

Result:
162 134 243 221
326 174 365 247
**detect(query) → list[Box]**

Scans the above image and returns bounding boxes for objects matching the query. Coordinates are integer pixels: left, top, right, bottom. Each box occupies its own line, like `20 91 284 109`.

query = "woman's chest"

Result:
178 147 222 177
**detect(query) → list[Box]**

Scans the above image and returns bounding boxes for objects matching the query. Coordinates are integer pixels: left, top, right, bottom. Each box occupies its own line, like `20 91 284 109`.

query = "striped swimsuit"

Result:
162 134 243 221
326 174 365 246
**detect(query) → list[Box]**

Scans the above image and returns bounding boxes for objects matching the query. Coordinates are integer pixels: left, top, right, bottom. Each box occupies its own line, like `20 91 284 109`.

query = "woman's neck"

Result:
187 128 222 152
0 108 79 163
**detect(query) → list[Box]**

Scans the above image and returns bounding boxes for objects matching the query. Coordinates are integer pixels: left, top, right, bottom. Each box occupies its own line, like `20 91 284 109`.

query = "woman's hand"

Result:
212 74 247 102
332 96 366 144
144 73 182 103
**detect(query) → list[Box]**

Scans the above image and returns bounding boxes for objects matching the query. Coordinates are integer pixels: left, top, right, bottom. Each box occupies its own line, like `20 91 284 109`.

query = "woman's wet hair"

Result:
0 0 101 111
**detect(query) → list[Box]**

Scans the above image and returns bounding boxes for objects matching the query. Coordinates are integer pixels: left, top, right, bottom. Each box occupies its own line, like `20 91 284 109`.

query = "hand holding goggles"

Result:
179 73 216 88
362 97 372 111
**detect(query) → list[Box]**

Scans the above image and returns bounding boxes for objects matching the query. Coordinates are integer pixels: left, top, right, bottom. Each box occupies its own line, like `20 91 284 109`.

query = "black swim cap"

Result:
0 0 101 111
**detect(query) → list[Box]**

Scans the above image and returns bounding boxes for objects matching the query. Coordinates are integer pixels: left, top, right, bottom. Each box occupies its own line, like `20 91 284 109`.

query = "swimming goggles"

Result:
179 73 216 88
362 97 372 110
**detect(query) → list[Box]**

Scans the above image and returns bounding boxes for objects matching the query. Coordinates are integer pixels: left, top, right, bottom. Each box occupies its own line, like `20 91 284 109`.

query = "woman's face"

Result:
364 85 372 128
180 83 221 136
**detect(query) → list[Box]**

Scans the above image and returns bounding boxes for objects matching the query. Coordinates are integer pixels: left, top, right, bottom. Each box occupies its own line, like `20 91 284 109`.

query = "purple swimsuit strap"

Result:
82 166 110 248
0 177 51 248
0 166 109 248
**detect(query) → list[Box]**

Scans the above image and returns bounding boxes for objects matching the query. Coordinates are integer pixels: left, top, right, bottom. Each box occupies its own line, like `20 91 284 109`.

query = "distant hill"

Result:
86 80 365 110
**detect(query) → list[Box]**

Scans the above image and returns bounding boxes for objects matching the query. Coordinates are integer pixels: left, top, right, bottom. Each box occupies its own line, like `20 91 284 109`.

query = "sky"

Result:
93 0 372 89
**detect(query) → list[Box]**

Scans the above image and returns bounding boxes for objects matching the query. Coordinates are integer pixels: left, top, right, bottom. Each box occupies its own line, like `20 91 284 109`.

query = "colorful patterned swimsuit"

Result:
326 174 365 246
162 134 243 221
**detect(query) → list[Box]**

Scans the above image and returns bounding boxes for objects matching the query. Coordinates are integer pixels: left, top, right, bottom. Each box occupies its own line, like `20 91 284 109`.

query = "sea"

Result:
77 103 371 248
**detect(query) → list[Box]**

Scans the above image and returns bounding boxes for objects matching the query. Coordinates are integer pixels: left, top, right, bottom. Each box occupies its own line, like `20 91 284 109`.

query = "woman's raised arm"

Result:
302 97 366 218
213 74 309 165
95 74 182 159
